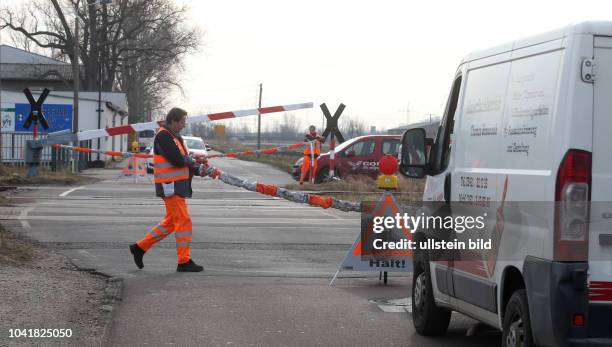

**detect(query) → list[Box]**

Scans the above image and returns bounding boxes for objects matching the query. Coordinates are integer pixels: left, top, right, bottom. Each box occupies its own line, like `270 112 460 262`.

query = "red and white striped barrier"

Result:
76 102 313 141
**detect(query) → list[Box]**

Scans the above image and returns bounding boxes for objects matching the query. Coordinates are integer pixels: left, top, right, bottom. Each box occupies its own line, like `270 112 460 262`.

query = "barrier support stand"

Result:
309 141 315 184
25 140 44 178
329 133 336 181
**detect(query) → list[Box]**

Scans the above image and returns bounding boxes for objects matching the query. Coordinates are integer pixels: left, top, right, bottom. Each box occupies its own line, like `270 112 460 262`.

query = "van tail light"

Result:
554 149 591 261
573 314 585 327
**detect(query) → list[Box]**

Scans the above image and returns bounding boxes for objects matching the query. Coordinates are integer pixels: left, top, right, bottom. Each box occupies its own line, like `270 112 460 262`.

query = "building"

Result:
387 118 440 138
0 45 128 166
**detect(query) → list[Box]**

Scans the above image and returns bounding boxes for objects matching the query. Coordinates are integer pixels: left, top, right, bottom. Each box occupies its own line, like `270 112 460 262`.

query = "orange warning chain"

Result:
54 142 305 160
52 144 152 158
206 142 305 158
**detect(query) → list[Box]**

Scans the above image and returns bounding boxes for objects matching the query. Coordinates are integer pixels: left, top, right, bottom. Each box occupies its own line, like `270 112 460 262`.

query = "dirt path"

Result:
0 225 121 346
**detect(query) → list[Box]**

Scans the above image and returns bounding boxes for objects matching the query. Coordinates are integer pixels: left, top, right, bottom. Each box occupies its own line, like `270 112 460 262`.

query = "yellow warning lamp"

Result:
131 139 140 153
377 155 399 189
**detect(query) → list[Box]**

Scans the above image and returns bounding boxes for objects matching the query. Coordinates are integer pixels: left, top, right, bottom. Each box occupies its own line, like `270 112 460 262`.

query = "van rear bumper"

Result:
524 257 612 347
566 338 612 346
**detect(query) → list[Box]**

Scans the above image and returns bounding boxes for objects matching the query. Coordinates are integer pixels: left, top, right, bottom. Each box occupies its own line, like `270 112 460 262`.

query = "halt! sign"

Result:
330 191 413 285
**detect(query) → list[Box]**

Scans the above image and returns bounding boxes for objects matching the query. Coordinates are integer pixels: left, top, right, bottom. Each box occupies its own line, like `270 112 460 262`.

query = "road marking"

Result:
18 206 34 230
320 210 344 220
60 186 85 197
370 297 412 313
7 215 360 224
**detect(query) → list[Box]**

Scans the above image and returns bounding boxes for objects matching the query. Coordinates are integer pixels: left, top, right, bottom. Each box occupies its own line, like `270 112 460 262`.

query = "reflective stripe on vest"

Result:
154 127 190 183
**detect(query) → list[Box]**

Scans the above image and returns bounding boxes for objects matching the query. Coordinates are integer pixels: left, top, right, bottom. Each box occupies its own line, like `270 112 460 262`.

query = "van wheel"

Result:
502 290 534 347
412 260 451 335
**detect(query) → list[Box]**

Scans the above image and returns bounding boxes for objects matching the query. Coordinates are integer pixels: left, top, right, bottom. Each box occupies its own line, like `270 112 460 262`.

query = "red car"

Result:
291 135 401 182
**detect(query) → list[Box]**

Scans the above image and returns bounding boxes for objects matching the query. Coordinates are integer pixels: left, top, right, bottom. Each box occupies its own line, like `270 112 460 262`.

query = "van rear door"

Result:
589 36 612 305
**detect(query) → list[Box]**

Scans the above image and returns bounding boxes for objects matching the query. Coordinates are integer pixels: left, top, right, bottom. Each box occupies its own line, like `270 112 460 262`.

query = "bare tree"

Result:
340 116 366 139
1 0 201 123
115 0 200 122
278 113 301 139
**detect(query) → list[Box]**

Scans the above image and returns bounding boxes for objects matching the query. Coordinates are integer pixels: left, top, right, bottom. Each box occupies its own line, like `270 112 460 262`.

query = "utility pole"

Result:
96 3 104 161
257 83 262 152
95 0 112 161
0 28 3 164
406 102 411 125
72 8 80 172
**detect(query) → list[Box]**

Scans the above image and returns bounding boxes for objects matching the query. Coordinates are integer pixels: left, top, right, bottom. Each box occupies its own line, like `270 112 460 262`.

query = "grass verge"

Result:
0 165 99 186
0 224 37 265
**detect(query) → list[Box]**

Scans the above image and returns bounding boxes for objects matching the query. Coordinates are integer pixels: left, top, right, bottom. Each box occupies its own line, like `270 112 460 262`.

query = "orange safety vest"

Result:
303 134 321 156
153 127 190 184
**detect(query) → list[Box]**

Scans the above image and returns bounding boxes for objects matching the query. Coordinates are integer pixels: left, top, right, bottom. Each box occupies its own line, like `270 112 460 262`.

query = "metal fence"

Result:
0 132 91 171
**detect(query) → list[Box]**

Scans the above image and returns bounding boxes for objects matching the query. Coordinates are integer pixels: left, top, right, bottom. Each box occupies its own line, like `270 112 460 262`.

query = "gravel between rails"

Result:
0 238 122 347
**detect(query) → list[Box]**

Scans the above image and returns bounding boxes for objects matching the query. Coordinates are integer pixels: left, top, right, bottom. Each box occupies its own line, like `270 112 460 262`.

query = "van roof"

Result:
460 21 612 65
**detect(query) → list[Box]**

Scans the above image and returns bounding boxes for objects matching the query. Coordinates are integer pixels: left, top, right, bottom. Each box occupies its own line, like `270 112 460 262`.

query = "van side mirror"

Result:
399 128 428 178
346 150 355 157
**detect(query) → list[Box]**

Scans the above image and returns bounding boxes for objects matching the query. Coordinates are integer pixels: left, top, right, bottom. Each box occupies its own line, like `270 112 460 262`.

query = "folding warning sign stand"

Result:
118 156 149 183
329 191 413 286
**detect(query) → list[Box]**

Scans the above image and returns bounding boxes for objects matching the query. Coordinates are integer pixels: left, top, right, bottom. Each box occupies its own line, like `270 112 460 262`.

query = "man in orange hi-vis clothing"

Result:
299 125 324 185
129 107 205 272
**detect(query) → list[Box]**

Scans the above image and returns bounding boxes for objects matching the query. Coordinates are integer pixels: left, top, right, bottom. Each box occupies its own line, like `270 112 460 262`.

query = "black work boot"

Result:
129 243 145 269
177 259 204 272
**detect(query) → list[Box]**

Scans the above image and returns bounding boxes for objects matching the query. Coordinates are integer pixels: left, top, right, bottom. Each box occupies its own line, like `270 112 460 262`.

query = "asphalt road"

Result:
1 156 501 346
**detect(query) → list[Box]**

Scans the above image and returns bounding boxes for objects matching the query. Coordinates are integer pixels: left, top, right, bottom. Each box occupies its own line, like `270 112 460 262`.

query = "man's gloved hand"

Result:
193 154 207 165
197 163 209 177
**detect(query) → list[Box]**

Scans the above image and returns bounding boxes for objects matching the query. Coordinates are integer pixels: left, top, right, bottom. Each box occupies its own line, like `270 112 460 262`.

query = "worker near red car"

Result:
129 107 205 272
300 125 324 185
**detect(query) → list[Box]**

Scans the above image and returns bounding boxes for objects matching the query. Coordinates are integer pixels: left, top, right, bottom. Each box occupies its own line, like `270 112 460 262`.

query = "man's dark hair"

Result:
166 107 188 124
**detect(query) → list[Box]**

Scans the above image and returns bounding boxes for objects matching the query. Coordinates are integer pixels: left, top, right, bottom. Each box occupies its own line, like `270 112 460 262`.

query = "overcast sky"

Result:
3 0 612 132
174 0 612 131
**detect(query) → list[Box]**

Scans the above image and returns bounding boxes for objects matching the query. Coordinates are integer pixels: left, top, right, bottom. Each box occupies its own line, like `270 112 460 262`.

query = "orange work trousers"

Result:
137 195 193 264
299 155 318 184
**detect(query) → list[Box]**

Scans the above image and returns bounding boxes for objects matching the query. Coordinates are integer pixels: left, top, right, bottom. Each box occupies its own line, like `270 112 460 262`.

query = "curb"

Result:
64 257 124 347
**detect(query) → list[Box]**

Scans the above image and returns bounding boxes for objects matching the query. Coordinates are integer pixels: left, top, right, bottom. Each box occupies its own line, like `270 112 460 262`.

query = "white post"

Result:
329 134 335 180
309 141 315 184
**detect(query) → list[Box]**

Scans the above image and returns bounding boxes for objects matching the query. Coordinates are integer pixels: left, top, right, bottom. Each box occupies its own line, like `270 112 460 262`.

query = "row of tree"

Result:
189 113 370 141
1 0 200 124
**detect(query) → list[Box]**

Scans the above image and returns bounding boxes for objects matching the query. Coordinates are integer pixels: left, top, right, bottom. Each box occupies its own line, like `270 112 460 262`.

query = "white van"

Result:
399 22 612 346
